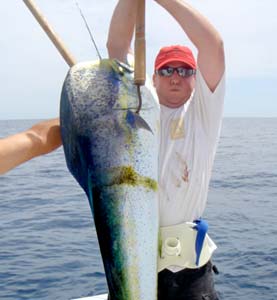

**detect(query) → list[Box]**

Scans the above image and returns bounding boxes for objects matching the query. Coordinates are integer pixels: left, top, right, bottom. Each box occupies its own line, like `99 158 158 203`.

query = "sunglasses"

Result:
155 67 196 78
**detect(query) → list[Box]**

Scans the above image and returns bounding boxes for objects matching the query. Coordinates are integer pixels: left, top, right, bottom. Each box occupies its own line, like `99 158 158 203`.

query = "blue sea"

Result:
0 118 276 300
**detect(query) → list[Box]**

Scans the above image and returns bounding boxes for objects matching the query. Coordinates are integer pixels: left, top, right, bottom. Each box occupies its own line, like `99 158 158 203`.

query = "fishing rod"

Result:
134 0 146 114
74 1 102 60
22 0 76 67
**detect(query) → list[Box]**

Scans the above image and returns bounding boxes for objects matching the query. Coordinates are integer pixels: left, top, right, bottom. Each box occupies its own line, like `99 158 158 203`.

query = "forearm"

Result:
0 133 36 174
106 0 138 62
155 0 223 51
0 119 61 175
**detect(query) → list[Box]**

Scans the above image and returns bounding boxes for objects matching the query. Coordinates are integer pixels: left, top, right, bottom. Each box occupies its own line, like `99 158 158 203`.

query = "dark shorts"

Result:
158 261 219 300
108 261 219 300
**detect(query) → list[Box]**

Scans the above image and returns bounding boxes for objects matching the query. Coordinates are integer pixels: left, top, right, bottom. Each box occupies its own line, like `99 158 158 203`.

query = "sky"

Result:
0 0 276 119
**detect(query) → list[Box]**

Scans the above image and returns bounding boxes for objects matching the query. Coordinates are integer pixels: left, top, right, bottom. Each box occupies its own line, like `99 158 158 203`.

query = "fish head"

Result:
60 59 159 200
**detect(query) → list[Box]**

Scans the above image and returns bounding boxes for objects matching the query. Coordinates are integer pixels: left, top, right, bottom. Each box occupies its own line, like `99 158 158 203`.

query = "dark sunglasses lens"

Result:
186 69 194 76
159 67 173 76
177 68 194 77
176 68 186 77
157 67 195 77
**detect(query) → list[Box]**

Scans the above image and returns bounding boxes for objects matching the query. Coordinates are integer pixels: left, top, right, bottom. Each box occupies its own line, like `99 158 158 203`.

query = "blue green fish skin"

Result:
60 59 159 300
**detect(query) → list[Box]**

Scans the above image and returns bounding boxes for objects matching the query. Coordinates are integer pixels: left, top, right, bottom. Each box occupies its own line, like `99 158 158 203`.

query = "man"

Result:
0 118 61 175
107 0 225 299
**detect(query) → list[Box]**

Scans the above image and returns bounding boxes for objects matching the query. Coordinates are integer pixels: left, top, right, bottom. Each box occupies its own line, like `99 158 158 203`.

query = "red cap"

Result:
154 45 197 70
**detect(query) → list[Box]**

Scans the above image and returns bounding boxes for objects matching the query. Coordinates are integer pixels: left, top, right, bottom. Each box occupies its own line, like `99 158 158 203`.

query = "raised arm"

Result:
0 118 61 175
106 0 138 63
155 0 225 91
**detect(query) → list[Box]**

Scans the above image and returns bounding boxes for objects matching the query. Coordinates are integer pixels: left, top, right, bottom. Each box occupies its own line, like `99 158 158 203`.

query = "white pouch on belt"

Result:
158 221 217 272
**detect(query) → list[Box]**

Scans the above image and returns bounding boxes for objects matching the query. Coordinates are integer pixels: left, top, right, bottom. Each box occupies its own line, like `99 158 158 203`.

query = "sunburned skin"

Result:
153 61 196 108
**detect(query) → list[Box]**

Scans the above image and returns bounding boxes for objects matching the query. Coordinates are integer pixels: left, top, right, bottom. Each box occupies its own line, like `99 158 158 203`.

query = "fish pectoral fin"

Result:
126 110 153 134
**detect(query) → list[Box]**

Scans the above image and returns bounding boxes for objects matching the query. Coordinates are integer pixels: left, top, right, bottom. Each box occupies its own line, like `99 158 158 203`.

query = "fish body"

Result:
60 59 159 300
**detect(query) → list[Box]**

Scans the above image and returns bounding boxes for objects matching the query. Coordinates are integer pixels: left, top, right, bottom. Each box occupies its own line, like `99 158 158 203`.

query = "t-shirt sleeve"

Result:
192 69 226 147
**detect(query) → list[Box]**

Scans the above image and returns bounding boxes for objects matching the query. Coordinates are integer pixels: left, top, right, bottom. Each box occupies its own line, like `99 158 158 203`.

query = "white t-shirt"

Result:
158 69 225 227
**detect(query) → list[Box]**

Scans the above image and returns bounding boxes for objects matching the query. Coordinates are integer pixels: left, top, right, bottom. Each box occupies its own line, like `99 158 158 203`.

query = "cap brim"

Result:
156 58 196 70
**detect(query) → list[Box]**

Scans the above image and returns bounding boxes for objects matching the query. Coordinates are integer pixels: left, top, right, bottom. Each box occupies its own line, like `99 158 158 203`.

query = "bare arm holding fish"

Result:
0 118 61 175
106 0 138 63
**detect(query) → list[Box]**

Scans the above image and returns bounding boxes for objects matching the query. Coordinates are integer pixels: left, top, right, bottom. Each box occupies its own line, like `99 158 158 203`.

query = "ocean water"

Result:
0 118 276 300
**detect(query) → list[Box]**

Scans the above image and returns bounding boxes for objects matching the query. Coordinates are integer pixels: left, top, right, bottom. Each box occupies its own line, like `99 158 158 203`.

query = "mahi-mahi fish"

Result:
60 59 159 300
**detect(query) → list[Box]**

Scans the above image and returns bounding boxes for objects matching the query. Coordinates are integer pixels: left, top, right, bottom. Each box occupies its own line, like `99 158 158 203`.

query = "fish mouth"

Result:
114 59 134 73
